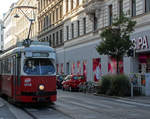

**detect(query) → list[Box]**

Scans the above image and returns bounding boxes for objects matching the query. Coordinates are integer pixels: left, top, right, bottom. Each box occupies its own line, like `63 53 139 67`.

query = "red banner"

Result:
93 58 102 82
83 61 87 80
108 57 123 74
71 62 75 75
77 61 81 75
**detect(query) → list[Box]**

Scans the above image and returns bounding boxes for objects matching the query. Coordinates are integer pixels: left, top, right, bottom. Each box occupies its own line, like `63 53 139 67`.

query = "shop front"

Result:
131 30 150 73
130 30 150 96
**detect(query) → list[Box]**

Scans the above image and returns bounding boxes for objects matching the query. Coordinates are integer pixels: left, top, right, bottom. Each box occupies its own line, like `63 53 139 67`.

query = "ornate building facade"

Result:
38 0 64 48
3 0 38 50
38 0 150 82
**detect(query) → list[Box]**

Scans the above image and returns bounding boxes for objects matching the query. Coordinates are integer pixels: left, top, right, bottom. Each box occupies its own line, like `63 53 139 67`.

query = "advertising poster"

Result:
93 58 102 82
77 61 81 75
108 57 123 74
61 64 63 74
71 62 75 75
83 60 87 80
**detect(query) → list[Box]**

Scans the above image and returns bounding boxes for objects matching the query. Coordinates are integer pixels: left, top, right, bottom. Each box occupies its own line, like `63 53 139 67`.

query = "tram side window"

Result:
2 60 4 74
1 58 11 74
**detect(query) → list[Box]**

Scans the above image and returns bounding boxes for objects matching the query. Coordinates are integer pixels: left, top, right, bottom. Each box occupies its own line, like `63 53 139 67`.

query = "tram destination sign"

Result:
25 52 49 57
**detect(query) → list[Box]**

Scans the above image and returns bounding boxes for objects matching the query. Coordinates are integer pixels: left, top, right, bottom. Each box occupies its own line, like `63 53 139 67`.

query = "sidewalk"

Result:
121 96 150 105
0 98 17 119
95 93 150 105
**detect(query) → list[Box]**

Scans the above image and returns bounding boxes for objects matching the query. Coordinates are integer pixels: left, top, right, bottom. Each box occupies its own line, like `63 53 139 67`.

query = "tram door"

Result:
12 55 21 101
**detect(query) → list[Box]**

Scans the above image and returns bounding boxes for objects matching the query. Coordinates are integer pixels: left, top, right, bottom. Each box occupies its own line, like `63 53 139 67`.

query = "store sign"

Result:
132 35 149 50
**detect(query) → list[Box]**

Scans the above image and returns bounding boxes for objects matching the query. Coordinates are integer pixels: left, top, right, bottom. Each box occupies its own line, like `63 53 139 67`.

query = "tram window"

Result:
2 58 11 74
23 58 55 75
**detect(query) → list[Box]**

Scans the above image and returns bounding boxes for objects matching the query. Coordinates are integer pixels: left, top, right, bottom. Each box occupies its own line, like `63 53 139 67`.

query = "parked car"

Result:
56 74 65 89
62 75 86 91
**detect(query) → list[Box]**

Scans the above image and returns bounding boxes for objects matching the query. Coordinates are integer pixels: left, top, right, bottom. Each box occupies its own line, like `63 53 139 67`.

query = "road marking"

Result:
116 99 150 107
70 101 112 109
99 100 136 108
59 98 113 109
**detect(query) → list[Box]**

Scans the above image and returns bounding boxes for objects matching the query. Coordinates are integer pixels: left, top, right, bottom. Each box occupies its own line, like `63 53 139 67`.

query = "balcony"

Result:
83 0 104 15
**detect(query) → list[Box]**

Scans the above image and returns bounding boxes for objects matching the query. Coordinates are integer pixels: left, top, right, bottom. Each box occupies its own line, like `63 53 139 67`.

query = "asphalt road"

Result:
54 90 150 119
1 90 150 119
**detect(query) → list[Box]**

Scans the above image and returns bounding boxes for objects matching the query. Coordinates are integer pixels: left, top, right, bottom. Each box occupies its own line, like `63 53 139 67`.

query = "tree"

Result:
96 13 136 74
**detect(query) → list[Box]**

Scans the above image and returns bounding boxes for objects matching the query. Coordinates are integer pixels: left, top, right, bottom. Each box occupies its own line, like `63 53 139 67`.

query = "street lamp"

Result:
13 6 37 47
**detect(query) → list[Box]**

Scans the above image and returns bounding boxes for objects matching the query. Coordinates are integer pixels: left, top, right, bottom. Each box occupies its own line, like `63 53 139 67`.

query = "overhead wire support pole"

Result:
13 5 37 47
19 8 34 39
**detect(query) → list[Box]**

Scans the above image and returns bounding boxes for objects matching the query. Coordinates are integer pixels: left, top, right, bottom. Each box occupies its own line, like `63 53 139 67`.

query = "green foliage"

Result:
98 75 113 94
98 74 130 96
110 74 130 96
96 13 136 74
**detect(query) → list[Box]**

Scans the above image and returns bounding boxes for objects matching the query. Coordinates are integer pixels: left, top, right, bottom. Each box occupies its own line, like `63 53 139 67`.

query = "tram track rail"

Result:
21 108 37 119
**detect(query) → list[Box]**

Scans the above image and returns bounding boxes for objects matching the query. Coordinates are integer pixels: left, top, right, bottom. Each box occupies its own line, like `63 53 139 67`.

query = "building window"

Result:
77 20 80 37
60 29 63 43
53 11 55 24
93 13 97 31
66 0 68 13
145 0 150 13
56 8 58 21
46 36 49 42
1 35 3 42
76 0 79 7
53 33 55 47
109 5 113 26
83 17 86 34
49 13 51 26
46 15 49 27
71 0 73 10
49 35 52 46
44 17 46 28
71 23 74 39
41 0 43 10
66 26 69 40
56 31 59 45
118 0 123 16
131 0 136 17
60 5 63 18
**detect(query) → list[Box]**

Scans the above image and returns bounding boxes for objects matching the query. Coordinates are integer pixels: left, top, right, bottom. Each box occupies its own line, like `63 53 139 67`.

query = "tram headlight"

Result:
39 84 45 91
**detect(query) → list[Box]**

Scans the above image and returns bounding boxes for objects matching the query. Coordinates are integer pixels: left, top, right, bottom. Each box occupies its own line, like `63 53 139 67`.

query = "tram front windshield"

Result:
24 58 55 75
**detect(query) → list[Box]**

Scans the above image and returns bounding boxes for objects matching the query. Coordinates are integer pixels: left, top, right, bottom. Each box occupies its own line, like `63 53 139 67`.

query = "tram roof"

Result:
0 42 55 58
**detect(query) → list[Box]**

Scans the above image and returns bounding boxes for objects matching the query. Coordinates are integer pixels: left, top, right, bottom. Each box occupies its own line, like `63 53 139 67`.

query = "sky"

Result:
0 0 18 19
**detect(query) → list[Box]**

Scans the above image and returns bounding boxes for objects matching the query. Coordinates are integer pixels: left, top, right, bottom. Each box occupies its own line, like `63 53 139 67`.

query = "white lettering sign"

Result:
24 78 32 87
132 36 149 50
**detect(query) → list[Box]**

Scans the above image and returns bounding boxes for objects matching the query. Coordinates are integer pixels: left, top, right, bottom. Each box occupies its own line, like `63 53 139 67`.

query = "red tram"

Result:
0 41 57 103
